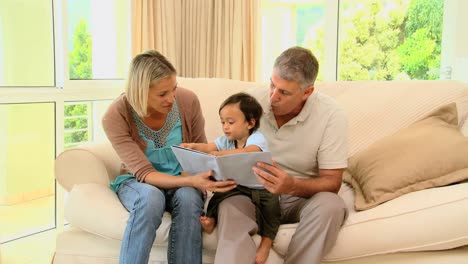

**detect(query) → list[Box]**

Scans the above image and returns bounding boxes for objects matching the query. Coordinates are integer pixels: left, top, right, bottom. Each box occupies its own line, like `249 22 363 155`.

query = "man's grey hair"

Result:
273 46 319 90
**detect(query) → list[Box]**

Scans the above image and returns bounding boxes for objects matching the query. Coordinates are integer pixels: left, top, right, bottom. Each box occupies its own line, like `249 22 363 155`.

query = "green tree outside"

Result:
65 19 93 148
398 0 444 80
301 0 443 81
64 103 89 148
69 19 92 79
338 0 408 80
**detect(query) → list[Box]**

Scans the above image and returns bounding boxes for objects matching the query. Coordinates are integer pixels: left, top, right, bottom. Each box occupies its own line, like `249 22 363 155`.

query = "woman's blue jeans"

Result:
117 178 204 264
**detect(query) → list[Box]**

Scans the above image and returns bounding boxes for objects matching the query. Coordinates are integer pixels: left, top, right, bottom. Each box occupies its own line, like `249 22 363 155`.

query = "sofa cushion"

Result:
64 183 297 258
343 103 468 210
324 182 468 261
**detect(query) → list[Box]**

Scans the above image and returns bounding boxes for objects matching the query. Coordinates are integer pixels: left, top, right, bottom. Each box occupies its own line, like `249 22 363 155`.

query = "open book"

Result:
171 145 272 188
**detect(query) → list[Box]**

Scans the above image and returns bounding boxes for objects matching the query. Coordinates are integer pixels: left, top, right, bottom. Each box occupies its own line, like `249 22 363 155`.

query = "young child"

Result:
181 92 280 264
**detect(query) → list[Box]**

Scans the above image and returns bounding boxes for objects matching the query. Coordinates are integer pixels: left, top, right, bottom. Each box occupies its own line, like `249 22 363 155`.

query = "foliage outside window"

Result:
337 0 444 81
67 0 129 80
263 0 444 81
67 12 93 147
69 19 92 79
64 103 90 149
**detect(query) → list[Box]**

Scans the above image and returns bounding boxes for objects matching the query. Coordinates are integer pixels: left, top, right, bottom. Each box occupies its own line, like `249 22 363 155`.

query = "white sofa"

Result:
54 78 468 264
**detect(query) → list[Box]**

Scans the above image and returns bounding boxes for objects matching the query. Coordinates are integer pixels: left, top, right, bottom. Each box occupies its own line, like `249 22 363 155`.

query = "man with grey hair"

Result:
214 46 348 264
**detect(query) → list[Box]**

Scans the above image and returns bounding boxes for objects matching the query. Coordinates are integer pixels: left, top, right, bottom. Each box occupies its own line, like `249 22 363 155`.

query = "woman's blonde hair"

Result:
126 50 176 117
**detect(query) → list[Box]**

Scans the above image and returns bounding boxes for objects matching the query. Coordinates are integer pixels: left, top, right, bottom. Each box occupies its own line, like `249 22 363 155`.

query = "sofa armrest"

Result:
65 183 128 240
65 183 171 244
55 143 121 191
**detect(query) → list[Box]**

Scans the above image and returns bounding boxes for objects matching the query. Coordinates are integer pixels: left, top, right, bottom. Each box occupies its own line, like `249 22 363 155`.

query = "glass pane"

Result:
64 100 112 149
261 0 326 81
0 0 54 86
67 0 129 80
338 0 444 81
0 103 55 243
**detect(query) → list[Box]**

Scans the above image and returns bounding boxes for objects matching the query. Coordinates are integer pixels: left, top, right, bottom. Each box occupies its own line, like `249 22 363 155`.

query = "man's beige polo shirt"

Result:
248 86 348 179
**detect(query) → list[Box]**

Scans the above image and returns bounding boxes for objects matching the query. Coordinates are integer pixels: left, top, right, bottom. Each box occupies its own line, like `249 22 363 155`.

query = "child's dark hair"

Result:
219 92 263 134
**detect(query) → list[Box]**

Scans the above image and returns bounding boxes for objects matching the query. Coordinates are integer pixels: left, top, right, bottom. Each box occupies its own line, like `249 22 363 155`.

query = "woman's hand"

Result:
191 170 237 192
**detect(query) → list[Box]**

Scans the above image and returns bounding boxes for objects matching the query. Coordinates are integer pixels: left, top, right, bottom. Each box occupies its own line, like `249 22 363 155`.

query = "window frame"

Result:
0 0 131 237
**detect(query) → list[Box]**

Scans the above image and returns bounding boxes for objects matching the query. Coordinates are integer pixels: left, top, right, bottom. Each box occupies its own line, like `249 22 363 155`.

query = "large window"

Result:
261 0 451 81
0 0 128 246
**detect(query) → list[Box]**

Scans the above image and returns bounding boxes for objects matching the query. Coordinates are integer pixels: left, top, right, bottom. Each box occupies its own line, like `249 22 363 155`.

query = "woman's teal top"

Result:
110 102 183 192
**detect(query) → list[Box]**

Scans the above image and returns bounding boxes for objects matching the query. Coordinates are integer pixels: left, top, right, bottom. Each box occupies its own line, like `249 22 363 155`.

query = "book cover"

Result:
171 145 272 188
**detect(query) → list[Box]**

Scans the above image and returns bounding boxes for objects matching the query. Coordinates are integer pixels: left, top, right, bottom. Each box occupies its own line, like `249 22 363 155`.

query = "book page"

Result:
217 152 272 188
171 145 272 188
171 145 221 177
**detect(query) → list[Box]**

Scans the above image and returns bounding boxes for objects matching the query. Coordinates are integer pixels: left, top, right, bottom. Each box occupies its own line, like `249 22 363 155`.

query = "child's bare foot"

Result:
255 237 273 264
200 216 215 233
255 245 270 264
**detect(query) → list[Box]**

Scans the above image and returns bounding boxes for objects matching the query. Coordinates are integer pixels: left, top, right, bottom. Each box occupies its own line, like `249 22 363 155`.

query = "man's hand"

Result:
253 161 295 195
254 163 344 197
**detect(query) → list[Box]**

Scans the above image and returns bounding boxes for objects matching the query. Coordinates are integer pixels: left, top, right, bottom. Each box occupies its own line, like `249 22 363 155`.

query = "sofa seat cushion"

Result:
324 182 468 261
55 226 218 263
64 183 298 255
55 226 468 263
66 182 468 261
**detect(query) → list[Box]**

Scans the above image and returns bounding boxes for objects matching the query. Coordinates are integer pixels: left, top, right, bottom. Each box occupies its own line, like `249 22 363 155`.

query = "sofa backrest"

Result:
317 80 468 156
177 77 266 141
56 78 468 188
178 78 468 157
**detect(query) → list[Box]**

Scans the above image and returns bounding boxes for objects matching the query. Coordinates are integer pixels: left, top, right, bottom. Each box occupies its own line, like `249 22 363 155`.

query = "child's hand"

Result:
209 151 220 156
180 143 195 149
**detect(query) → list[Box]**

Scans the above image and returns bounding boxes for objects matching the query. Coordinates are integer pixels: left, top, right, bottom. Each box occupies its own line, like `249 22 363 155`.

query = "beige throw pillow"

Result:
343 103 468 211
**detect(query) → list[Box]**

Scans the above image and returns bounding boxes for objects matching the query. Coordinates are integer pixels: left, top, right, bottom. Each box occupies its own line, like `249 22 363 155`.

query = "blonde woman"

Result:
103 50 236 264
